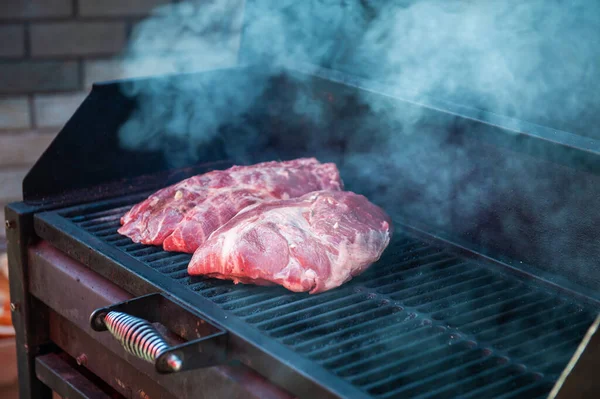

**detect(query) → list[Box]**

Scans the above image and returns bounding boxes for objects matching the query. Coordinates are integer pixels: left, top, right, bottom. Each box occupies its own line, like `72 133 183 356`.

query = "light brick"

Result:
0 0 72 19
0 167 28 204
0 61 79 94
84 58 171 86
84 53 238 87
0 25 25 58
0 97 30 129
84 59 126 86
79 0 171 17
0 131 57 166
34 92 88 128
31 22 127 57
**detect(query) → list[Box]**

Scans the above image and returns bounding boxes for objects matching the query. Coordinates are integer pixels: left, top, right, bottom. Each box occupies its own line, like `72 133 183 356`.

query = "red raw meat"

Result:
118 158 343 251
163 188 266 253
188 190 392 294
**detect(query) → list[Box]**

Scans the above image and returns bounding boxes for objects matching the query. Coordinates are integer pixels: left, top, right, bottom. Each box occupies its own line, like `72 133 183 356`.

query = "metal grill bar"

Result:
327 327 449 374
412 278 521 311
281 305 402 346
37 196 600 399
493 381 553 399
350 342 473 386
364 260 469 290
293 307 408 354
313 317 425 362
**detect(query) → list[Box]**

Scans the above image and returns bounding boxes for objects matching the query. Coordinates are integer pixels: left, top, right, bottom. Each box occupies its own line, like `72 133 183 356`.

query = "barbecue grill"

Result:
5 2 600 398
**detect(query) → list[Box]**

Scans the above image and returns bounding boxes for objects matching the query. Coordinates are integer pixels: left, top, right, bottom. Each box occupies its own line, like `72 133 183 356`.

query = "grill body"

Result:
26 192 598 399
6 64 600 398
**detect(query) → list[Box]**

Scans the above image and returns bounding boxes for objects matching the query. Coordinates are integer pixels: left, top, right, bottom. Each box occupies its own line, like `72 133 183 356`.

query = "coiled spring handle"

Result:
90 293 228 374
99 311 182 372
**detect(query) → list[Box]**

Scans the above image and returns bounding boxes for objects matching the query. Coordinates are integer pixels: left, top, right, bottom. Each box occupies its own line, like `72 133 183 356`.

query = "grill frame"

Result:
32 193 600 399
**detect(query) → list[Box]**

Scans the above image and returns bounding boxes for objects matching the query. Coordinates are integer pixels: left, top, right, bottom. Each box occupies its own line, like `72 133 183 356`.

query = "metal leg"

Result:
5 204 51 399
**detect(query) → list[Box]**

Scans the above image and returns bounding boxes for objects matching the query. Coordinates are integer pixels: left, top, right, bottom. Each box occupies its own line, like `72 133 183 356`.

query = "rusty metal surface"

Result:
28 241 295 399
5 203 52 399
549 314 600 399
36 353 112 399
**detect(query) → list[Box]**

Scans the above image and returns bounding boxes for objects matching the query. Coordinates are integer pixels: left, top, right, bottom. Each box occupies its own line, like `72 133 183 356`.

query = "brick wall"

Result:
0 0 243 238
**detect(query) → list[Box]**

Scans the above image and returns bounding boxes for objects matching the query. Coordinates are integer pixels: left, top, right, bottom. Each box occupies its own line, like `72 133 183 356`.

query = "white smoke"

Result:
110 0 600 291
349 0 599 133
115 0 600 158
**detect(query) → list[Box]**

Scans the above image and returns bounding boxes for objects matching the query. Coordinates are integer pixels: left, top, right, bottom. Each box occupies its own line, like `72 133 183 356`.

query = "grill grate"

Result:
57 195 597 399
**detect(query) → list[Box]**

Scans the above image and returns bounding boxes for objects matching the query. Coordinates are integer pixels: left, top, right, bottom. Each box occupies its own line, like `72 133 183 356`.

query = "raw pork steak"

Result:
188 190 392 294
118 158 343 252
163 188 267 253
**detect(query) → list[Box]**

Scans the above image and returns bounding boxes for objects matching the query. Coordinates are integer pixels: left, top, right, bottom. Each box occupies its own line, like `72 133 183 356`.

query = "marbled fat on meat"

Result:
188 191 392 294
118 158 343 252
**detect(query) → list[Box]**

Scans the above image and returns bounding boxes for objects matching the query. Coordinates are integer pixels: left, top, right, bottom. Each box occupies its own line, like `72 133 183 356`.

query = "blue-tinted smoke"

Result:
116 0 600 161
113 0 600 294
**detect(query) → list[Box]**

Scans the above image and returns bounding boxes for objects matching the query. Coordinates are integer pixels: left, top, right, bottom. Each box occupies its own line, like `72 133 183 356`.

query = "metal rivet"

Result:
76 354 88 366
5 220 14 229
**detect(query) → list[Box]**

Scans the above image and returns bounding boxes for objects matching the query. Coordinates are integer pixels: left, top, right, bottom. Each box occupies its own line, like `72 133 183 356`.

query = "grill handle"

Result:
89 293 228 374
93 310 183 373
